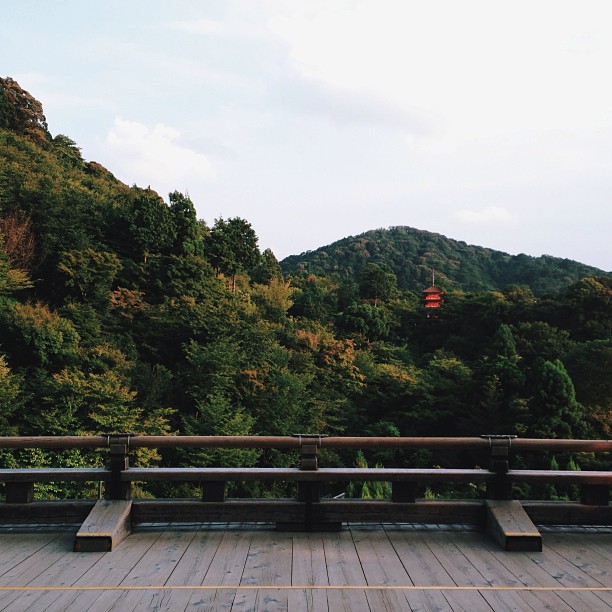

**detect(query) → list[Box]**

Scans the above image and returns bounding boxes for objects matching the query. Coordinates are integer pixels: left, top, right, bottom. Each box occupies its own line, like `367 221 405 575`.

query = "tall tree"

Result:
206 217 260 291
359 263 397 306
528 359 589 439
168 191 202 256
0 77 49 142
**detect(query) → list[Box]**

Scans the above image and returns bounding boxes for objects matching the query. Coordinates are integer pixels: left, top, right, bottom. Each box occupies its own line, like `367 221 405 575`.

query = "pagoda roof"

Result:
422 285 444 294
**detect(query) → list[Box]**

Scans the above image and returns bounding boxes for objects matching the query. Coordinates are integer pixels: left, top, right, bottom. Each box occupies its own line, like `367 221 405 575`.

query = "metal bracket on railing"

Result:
481 435 517 500
481 434 517 474
105 433 135 500
293 434 327 471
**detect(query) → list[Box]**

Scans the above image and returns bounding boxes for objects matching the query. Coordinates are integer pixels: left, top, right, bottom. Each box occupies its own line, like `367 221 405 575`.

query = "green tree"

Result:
0 77 49 142
0 354 23 434
128 188 176 262
168 191 203 256
251 248 282 284
0 301 80 370
528 359 589 438
206 217 260 291
359 263 397 305
251 276 294 322
338 303 390 340
57 249 121 307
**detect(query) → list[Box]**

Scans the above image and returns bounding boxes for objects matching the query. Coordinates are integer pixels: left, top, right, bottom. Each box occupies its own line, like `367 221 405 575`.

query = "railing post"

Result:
5 482 34 504
392 482 417 503
202 481 226 502
106 434 132 501
482 435 516 500
295 434 323 504
580 484 609 506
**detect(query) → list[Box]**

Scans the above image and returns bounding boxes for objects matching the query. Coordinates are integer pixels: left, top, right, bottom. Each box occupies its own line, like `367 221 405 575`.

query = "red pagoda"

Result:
422 271 444 315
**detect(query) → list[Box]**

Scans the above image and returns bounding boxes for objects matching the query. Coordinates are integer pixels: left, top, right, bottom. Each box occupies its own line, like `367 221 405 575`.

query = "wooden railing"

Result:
0 434 609 504
0 435 609 552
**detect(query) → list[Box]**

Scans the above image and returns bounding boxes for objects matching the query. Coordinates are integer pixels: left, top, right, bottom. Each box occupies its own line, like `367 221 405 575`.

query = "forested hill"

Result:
281 227 608 295
0 76 611 495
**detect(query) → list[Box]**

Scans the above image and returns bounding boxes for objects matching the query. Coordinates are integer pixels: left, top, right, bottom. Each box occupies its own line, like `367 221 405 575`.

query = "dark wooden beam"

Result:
485 499 542 551
74 499 132 552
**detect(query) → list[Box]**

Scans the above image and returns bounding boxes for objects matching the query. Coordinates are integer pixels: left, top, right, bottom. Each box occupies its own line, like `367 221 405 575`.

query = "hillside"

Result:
281 226 608 295
0 76 610 490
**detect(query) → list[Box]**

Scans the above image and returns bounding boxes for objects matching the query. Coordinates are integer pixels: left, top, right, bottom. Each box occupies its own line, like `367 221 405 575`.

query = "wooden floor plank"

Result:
438 590 495 611
0 533 64 578
526 541 608 589
444 535 580 612
0 532 75 611
83 529 197 612
448 532 524 587
573 532 612 561
555 588 612 611
235 531 293 611
30 531 161 612
165 529 223 586
403 589 458 612
290 533 329 611
478 534 565 588
477 531 606 610
479 588 534 611
422 532 495 610
384 527 455 586
0 526 608 611
1 548 104 612
350 526 415 611
323 531 371 611
385 528 457 611
0 532 73 587
545 533 612 586
184 529 253 611
119 529 227 612
423 532 489 587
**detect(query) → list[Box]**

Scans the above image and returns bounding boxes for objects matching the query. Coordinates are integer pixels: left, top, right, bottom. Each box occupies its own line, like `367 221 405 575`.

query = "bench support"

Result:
486 499 542 551
74 499 132 552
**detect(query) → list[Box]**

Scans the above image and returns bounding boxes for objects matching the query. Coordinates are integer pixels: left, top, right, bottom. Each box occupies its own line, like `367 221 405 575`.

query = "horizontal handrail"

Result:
0 436 609 452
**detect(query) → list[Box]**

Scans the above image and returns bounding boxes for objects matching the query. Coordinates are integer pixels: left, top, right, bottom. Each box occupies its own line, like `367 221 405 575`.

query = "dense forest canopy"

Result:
281 226 608 296
0 77 610 499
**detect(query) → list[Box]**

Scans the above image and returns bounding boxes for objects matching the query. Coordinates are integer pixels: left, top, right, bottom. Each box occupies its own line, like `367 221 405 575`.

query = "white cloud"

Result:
104 117 214 193
454 206 516 225
266 0 612 146
167 18 226 36
165 16 268 41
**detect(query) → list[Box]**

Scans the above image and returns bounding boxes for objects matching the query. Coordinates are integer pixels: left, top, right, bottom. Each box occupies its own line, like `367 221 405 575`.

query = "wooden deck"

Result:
0 524 609 611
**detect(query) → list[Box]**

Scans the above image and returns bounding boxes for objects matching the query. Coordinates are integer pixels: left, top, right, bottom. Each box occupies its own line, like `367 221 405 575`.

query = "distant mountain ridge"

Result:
280 226 609 295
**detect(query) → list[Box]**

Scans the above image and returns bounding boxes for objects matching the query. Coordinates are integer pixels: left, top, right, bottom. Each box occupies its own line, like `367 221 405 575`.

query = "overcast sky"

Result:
3 0 611 270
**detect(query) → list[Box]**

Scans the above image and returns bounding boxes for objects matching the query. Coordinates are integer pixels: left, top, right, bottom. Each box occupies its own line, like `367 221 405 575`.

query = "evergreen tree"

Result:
528 359 589 438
